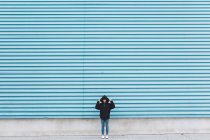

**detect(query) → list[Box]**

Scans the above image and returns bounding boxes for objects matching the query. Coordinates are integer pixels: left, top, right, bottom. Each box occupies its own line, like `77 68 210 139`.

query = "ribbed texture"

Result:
0 0 210 118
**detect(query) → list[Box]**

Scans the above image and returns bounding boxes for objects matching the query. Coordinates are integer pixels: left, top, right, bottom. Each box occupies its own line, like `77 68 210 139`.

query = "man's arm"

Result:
109 99 115 109
95 100 101 110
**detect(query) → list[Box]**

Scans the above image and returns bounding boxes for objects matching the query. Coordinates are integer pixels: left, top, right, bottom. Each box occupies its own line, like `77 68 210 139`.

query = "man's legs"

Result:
101 119 105 135
105 119 109 135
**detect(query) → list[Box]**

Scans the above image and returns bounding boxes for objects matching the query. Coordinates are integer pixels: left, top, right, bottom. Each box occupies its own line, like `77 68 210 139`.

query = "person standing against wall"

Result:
95 95 115 139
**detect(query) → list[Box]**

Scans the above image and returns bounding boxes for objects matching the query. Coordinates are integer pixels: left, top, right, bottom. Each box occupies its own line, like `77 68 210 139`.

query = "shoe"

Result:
106 135 109 139
101 135 105 139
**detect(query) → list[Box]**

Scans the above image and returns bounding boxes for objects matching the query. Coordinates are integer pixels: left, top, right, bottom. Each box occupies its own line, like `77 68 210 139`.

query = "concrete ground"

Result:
1 134 210 140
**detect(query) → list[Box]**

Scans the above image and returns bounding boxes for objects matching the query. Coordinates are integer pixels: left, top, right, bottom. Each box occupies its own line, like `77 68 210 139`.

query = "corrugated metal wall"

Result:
0 0 210 118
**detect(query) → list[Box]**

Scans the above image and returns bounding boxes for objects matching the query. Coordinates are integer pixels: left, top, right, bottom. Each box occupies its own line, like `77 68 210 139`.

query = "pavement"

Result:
1 134 210 140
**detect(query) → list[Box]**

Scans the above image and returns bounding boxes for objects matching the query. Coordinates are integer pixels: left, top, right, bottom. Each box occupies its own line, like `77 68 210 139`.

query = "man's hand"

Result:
98 99 102 103
108 99 112 103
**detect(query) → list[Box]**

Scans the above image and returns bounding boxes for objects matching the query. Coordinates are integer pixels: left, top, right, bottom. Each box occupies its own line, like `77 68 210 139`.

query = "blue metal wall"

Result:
0 0 210 118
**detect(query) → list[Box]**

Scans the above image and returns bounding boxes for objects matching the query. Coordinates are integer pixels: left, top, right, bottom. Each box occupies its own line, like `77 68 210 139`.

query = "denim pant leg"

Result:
105 119 109 135
101 119 105 135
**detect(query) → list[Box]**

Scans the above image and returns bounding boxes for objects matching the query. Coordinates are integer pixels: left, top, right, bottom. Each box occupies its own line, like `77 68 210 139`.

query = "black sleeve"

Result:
95 101 101 110
110 101 115 110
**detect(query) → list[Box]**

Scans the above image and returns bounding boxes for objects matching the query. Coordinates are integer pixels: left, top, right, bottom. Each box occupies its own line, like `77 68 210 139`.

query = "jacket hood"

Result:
100 95 110 103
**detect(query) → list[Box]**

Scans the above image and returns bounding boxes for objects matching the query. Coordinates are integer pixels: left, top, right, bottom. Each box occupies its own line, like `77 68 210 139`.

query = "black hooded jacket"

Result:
95 95 115 120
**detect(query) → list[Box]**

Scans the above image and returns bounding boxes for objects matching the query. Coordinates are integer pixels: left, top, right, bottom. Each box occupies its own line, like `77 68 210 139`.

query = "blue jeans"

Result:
101 119 109 135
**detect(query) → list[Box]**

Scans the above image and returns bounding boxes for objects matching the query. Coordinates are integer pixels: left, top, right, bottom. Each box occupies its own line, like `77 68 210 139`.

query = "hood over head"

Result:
100 95 110 103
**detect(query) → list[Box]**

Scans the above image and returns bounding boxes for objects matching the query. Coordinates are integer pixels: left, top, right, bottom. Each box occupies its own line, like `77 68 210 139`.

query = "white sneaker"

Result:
106 135 109 139
101 135 105 139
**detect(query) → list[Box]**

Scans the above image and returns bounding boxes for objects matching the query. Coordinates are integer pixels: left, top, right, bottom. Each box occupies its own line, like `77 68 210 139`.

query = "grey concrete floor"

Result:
1 134 210 140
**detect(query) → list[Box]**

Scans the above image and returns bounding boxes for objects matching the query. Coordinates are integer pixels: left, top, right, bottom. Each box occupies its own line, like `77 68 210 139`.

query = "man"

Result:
95 95 115 139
